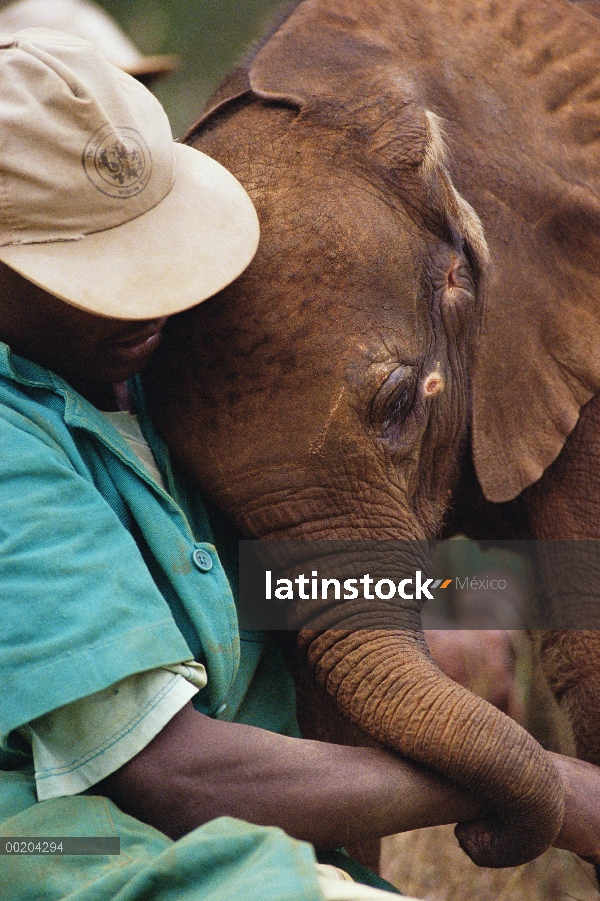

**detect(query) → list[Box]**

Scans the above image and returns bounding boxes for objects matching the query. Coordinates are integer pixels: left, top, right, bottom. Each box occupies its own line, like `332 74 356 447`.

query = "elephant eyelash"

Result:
369 365 417 438
382 385 414 431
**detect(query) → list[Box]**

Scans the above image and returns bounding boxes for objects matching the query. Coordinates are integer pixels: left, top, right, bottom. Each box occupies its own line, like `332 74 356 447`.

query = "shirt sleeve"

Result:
17 663 207 801
0 405 193 739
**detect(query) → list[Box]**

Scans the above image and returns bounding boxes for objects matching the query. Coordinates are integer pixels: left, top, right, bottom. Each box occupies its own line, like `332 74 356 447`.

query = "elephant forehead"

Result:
192 99 436 351
256 169 432 343
249 67 486 278
193 1 487 278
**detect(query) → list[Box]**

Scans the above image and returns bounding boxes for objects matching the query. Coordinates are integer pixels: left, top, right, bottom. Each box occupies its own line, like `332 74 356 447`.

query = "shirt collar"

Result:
0 340 169 489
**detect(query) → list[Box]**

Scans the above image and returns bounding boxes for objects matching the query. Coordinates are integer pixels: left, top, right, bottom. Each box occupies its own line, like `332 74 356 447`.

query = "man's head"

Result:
0 0 179 84
0 28 259 400
0 28 259 321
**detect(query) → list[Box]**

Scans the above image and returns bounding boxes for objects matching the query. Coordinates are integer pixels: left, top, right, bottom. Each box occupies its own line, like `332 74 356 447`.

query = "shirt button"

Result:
192 549 213 572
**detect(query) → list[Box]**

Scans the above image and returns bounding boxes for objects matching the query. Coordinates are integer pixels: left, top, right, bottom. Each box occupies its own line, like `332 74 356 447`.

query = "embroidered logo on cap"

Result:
83 125 152 198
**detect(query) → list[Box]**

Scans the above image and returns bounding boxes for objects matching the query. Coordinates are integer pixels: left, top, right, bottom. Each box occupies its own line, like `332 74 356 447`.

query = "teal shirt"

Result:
0 343 399 901
0 342 297 771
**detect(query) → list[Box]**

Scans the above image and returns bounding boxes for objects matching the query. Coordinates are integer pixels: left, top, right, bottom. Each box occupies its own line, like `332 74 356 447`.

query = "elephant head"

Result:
141 0 600 868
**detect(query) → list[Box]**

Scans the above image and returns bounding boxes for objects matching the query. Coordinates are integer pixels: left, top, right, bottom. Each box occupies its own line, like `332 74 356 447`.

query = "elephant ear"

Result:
441 0 600 501
245 0 600 503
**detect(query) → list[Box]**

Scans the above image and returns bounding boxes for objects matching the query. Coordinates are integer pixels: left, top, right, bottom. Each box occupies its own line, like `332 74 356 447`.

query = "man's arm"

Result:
97 701 600 863
97 702 481 849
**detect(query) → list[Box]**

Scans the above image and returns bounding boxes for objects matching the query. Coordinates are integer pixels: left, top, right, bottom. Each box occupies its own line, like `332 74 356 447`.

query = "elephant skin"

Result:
144 0 600 870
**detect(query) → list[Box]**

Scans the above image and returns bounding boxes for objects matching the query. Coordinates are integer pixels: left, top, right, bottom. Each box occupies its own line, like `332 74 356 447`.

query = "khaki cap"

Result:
0 29 259 320
0 0 178 80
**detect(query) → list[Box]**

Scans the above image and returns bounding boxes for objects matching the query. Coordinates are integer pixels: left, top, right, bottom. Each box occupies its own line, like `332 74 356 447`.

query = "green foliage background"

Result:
98 0 289 136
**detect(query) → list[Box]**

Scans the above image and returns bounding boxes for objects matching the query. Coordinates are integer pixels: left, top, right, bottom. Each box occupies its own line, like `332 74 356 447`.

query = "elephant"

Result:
143 0 600 872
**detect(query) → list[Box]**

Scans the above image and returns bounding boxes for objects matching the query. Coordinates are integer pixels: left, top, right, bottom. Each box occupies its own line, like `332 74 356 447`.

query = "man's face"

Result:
0 262 168 391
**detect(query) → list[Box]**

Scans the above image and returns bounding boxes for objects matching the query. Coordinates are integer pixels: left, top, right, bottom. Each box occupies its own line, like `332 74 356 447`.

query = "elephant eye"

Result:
369 365 416 439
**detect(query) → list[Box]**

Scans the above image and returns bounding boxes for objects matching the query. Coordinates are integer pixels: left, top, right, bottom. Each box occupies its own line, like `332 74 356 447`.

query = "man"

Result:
0 27 599 901
0 0 178 83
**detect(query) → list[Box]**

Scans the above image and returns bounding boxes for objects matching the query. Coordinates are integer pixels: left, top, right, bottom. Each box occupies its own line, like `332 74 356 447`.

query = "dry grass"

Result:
381 827 600 901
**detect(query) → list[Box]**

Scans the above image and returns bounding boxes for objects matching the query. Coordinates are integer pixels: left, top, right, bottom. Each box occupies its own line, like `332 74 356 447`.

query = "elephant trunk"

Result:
299 628 564 868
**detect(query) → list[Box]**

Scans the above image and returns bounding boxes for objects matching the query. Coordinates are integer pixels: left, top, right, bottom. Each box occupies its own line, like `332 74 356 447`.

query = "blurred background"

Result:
96 0 289 136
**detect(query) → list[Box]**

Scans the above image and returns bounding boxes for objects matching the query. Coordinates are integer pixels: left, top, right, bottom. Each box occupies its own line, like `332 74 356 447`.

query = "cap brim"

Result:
0 143 260 320
123 54 181 79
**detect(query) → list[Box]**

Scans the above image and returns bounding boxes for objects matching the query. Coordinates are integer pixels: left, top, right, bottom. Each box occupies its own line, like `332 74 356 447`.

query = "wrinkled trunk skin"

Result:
249 545 564 866
297 627 562 867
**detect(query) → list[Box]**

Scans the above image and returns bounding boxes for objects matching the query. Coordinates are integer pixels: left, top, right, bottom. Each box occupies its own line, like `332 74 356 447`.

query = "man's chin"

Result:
104 333 163 383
